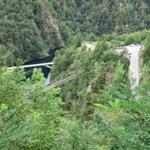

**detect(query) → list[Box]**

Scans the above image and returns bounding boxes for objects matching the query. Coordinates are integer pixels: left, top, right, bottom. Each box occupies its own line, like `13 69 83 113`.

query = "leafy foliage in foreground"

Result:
0 69 62 149
1 29 150 149
0 57 150 149
50 61 150 149
50 79 150 150
49 31 150 149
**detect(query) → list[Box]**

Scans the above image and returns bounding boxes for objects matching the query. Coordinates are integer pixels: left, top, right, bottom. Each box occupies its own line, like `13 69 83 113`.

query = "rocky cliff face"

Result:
41 7 64 50
0 0 63 65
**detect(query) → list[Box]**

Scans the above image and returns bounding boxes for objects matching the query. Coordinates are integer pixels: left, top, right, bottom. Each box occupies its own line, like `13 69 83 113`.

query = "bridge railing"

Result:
7 62 54 70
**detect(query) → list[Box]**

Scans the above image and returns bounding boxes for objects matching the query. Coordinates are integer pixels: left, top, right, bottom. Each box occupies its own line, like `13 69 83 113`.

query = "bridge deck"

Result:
8 62 54 70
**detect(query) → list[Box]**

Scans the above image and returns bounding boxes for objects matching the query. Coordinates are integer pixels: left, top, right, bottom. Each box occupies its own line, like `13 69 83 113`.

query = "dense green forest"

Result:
1 31 150 149
0 0 150 65
49 0 150 40
0 0 63 65
0 0 150 149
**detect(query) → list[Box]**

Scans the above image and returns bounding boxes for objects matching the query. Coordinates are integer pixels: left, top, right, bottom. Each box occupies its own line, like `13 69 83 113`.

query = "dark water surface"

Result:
24 48 61 78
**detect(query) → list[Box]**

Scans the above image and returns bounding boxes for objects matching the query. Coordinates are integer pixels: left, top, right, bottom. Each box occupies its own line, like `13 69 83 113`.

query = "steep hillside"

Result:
51 31 149 118
51 38 129 117
0 0 63 65
0 0 149 65
1 1 150 149
49 0 150 40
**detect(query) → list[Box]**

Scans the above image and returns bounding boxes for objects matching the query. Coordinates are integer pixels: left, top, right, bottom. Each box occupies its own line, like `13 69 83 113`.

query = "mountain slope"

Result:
0 0 63 65
0 0 149 65
50 0 150 38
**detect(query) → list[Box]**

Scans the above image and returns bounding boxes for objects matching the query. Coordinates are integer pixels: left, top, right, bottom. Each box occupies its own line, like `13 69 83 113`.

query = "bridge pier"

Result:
45 71 51 86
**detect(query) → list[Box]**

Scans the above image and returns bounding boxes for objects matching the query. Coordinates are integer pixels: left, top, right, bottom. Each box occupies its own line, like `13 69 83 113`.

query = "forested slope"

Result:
0 0 63 66
1 32 150 149
141 33 150 84
51 31 149 118
1 1 150 149
49 0 150 39
0 0 149 65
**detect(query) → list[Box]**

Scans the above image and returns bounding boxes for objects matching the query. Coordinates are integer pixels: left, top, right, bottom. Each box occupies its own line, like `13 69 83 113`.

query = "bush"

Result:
0 69 63 149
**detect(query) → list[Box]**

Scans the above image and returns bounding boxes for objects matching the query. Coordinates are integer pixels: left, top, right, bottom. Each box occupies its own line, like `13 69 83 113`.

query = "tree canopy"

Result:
0 0 63 66
0 1 150 149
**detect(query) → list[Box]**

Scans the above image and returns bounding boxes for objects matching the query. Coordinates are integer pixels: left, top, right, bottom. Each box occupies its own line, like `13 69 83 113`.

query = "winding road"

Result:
115 44 141 89
83 42 142 89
